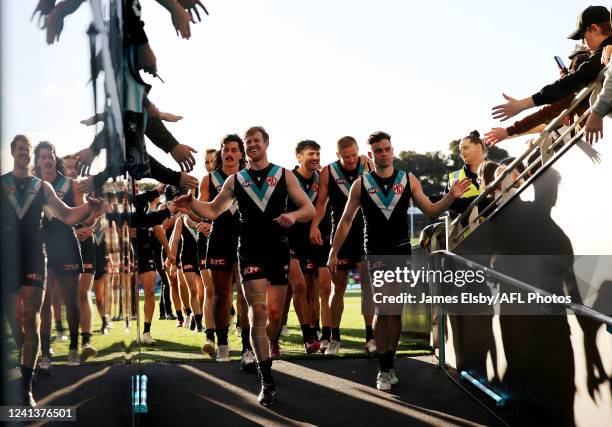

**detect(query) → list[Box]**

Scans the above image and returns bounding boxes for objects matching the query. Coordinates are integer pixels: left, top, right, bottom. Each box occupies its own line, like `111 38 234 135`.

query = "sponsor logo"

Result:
242 180 253 188
336 179 345 186
392 184 404 194
26 273 42 281
208 258 226 266
64 264 80 271
216 185 222 191
306 262 315 270
266 176 278 186
243 266 262 275
83 263 94 269
57 191 65 198
183 264 195 270
338 259 351 265
368 187 377 194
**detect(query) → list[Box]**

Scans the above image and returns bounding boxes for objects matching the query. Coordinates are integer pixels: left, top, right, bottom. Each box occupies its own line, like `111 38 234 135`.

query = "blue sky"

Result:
1 0 595 178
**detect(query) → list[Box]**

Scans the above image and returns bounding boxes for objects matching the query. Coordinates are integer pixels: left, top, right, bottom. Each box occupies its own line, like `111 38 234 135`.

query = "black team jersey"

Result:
1 173 46 257
360 169 412 256
327 160 365 239
208 169 239 239
234 164 288 256
42 172 78 243
287 168 318 250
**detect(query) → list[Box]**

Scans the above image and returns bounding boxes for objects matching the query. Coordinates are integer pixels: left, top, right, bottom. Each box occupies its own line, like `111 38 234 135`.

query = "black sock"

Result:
205 328 215 342
230 305 236 316
388 350 396 370
143 322 151 334
185 308 192 317
241 327 252 351
331 327 341 341
101 316 108 328
365 325 374 341
314 319 320 331
40 333 51 357
321 326 331 341
55 320 64 333
195 314 203 328
377 353 390 372
236 314 240 326
69 333 78 350
81 332 91 346
300 324 312 343
274 328 282 345
216 325 229 346
20 366 34 391
258 358 274 384
176 310 184 322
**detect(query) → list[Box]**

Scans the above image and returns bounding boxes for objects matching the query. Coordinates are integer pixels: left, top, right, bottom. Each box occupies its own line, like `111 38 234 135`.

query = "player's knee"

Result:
292 280 306 297
250 303 267 321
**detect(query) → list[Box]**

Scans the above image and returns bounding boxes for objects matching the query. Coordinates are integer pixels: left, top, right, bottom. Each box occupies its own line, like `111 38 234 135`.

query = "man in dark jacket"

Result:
492 6 612 122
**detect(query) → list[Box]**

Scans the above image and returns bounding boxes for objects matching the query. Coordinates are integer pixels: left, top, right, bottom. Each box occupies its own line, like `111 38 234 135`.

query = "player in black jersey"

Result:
170 214 204 332
35 141 99 369
282 140 323 354
183 126 315 406
329 131 470 392
190 149 217 357
311 136 375 355
198 135 254 367
2 135 102 406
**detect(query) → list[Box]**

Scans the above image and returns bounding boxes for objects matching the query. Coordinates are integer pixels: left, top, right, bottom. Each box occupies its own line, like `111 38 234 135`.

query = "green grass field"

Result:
10 293 432 365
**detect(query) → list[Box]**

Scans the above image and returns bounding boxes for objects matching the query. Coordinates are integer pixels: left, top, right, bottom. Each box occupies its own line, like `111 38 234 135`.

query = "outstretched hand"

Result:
483 127 509 146
172 194 193 213
450 178 472 198
584 112 604 144
169 1 192 39
178 0 209 22
31 0 56 28
73 147 95 176
172 144 197 171
87 196 105 215
492 93 524 122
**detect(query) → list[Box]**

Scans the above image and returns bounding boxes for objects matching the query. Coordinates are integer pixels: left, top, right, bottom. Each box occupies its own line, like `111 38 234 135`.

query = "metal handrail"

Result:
430 250 612 327
449 75 603 240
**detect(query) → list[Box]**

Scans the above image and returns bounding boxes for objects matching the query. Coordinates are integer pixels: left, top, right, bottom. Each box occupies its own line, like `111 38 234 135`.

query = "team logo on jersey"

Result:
236 165 284 212
312 183 319 192
2 174 42 220
329 162 365 197
392 184 404 194
363 171 408 220
215 185 222 191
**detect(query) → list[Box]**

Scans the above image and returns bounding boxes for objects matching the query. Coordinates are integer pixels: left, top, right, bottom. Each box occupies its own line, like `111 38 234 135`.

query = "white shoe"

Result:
376 371 392 392
67 349 80 366
240 349 256 372
141 332 156 345
235 325 242 337
201 339 215 358
319 339 330 353
389 369 399 386
80 344 97 362
325 340 341 355
215 344 230 362
39 355 52 373
364 339 377 354
281 325 289 335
